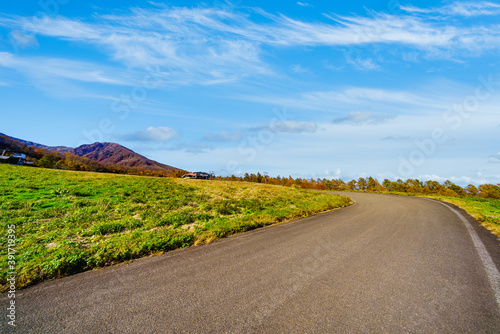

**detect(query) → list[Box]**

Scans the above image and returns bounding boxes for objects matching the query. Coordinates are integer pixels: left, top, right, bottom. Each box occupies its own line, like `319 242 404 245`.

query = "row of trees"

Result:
3 135 497 199
218 173 500 200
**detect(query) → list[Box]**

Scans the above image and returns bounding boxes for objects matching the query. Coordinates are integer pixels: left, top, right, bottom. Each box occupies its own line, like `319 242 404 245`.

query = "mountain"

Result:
0 133 180 172
0 132 72 152
72 142 178 171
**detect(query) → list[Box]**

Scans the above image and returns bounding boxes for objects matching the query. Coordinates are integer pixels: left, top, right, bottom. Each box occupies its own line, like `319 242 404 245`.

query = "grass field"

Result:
0 164 351 291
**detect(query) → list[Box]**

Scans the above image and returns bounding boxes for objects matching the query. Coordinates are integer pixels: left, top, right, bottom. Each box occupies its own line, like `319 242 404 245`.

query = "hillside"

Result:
0 132 180 172
0 164 352 290
0 132 72 153
72 142 177 171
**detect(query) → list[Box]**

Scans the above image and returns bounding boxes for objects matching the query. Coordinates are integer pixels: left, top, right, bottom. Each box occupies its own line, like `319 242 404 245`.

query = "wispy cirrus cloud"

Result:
1 3 499 85
332 111 397 125
10 29 39 49
204 120 318 144
268 120 318 134
0 52 133 86
297 2 314 8
0 10 270 86
345 56 379 70
247 120 318 134
242 87 436 114
291 64 311 74
401 1 500 17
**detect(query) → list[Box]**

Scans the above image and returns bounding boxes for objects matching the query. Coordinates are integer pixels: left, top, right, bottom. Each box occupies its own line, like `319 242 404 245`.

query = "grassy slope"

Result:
0 165 351 290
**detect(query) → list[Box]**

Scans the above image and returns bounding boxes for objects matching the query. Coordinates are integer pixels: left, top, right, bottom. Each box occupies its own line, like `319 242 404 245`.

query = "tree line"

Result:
3 135 498 199
217 173 500 200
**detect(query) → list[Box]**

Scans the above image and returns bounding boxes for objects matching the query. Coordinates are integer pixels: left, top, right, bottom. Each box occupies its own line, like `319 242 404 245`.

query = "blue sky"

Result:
1 0 499 185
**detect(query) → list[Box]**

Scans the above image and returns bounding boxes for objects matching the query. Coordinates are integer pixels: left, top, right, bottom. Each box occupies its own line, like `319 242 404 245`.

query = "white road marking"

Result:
434 200 500 308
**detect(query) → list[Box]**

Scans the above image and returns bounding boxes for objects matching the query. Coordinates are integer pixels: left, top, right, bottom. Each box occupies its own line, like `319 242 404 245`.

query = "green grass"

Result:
0 165 351 291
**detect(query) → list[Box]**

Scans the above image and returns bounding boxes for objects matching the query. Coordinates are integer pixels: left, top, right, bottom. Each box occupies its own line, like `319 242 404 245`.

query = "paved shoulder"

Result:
2 192 500 333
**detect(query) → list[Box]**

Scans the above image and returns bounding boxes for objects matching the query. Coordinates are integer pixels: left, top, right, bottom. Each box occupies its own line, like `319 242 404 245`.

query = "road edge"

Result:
427 198 500 309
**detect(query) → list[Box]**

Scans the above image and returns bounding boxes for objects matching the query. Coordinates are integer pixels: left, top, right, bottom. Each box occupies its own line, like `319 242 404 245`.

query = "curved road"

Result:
3 192 500 333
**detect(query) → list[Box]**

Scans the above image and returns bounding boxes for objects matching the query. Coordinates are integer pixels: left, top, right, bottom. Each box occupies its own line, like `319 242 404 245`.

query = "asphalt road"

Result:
3 192 500 333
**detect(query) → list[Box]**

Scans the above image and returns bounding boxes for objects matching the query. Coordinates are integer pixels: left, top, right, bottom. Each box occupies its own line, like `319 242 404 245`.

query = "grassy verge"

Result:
0 165 351 291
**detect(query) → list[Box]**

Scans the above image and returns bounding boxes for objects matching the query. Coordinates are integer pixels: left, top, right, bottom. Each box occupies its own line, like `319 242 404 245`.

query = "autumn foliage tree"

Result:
219 173 499 200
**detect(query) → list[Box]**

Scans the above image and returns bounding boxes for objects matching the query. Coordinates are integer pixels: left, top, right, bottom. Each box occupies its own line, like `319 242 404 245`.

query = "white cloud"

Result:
269 121 318 133
121 126 179 142
416 174 498 186
297 2 313 8
202 121 317 148
489 152 500 163
0 52 132 86
451 2 500 16
325 64 344 71
323 168 342 178
145 126 179 141
10 30 39 49
401 2 500 17
341 88 427 104
0 9 270 85
248 120 318 134
243 87 436 114
181 142 213 154
18 16 102 40
1 4 499 84
332 111 397 125
291 64 311 73
345 56 379 70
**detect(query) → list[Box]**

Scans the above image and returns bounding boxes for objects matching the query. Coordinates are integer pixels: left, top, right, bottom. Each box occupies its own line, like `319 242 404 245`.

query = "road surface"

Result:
2 192 500 333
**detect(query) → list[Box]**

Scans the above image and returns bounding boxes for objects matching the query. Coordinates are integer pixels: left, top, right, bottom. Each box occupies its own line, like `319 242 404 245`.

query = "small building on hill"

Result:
0 152 27 165
181 172 212 180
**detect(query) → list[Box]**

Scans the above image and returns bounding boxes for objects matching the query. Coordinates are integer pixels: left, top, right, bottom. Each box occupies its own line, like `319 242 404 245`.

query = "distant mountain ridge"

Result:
0 132 73 152
72 142 178 171
0 132 180 171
